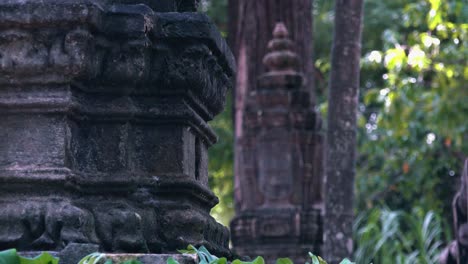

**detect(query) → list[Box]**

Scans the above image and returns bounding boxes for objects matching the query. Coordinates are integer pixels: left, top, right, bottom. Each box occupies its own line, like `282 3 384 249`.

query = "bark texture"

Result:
323 0 364 262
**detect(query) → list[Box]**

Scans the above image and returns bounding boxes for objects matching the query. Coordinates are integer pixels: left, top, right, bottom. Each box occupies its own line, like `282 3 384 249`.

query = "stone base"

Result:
231 208 322 263
20 243 197 264
0 195 229 256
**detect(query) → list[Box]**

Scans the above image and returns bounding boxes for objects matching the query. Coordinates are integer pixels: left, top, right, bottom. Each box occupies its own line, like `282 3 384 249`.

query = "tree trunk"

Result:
228 0 316 212
323 0 364 263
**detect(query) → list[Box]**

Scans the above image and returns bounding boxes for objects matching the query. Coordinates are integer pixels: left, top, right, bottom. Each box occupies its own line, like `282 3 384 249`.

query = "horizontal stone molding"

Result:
0 1 234 118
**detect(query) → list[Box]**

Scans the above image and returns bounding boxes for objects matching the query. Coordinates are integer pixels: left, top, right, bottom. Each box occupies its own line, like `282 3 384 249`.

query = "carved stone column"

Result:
230 23 323 262
0 0 234 256
439 159 468 264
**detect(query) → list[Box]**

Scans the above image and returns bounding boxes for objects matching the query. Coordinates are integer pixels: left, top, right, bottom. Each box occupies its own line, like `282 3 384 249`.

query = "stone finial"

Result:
262 22 300 73
272 22 289 38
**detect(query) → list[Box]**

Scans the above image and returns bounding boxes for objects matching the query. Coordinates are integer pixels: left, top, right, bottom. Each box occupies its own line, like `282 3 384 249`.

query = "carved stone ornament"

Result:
0 0 234 256
440 159 468 264
230 22 324 263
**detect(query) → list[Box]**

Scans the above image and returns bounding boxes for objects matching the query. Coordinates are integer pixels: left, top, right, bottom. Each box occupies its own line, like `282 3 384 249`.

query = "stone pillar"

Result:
439 159 468 264
0 0 234 256
230 23 323 262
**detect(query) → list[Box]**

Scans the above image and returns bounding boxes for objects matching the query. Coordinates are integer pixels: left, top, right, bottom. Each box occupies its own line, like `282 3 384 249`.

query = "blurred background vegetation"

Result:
203 0 467 262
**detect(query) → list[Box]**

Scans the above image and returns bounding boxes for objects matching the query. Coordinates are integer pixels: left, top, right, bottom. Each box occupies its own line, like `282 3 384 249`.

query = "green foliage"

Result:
78 253 108 264
354 208 445 263
205 0 467 261
78 253 142 264
0 249 58 264
167 258 180 264
177 245 228 264
173 245 229 264
307 253 327 264
208 94 234 226
171 246 353 264
200 0 228 36
276 258 294 264
0 249 17 264
307 0 466 260
231 257 264 264
355 0 467 224
316 0 466 261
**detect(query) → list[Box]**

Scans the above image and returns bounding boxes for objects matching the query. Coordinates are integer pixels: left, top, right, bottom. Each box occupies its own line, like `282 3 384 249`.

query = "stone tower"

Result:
0 0 234 257
230 23 323 262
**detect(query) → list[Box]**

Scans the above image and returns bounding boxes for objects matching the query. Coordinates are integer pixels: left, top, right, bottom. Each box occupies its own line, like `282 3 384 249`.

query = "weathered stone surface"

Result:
58 243 100 264
439 159 468 264
105 253 197 264
230 23 323 263
20 243 197 264
0 0 234 257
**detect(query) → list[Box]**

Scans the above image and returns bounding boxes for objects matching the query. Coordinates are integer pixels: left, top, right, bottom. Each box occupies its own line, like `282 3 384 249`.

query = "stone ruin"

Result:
230 23 324 263
440 159 468 264
0 0 235 259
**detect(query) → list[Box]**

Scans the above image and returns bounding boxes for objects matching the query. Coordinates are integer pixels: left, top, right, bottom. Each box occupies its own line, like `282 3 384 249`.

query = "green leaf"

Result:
177 245 197 255
167 257 180 264
0 249 20 264
121 260 142 264
338 259 355 264
407 45 429 71
276 258 293 264
232 256 265 264
311 256 319 264
364 89 380 105
19 252 59 264
0 250 59 264
384 47 406 71
251 257 265 264
317 256 327 264
308 253 326 264
427 0 442 30
210 258 227 264
308 253 319 264
78 253 107 264
193 246 215 264
198 246 218 263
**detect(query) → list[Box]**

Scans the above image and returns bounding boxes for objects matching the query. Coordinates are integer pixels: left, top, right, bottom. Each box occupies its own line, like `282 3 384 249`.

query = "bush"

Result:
354 207 446 264
0 246 354 264
170 245 354 264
